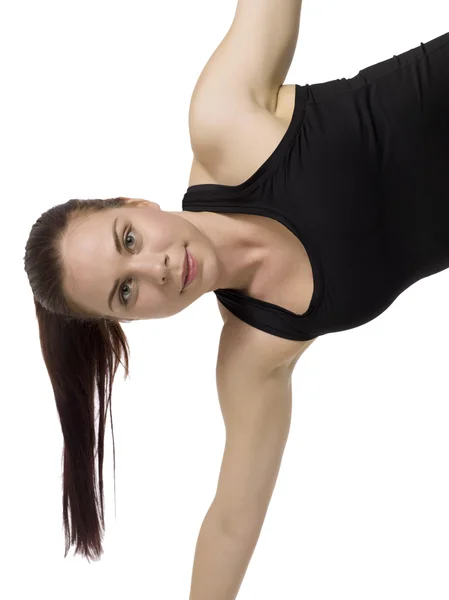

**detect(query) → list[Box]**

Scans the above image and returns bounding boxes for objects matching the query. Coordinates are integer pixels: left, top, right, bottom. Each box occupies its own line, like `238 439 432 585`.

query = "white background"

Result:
2 0 449 598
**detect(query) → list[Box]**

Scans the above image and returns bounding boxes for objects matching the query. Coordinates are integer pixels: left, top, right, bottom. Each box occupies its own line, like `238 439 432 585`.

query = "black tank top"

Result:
182 31 449 341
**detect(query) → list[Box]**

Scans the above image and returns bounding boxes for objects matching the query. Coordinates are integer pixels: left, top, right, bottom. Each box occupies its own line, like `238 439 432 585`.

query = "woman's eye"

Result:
120 281 132 305
124 229 136 250
121 228 136 305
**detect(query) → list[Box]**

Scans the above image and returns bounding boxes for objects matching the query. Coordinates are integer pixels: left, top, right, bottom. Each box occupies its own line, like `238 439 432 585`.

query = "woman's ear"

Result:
122 197 160 210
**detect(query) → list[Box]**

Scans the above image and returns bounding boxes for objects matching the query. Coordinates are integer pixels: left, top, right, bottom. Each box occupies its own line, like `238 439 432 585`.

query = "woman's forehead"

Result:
63 211 117 276
61 210 121 311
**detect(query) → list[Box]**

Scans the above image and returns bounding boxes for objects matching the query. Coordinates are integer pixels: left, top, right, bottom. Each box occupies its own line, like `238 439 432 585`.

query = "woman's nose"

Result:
131 252 169 283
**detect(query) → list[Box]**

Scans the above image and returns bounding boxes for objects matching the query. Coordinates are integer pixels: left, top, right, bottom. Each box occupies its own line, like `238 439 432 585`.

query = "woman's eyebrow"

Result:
107 217 123 312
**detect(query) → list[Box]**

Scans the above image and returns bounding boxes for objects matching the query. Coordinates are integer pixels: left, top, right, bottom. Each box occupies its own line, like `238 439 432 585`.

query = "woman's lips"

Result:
182 248 188 291
182 248 197 290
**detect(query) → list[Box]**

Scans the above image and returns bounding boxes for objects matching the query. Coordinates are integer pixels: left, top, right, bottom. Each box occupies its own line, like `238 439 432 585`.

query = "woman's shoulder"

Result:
187 84 297 189
216 297 316 376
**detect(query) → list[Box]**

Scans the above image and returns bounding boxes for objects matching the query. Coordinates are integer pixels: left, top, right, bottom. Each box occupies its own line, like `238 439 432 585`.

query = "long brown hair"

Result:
23 196 132 561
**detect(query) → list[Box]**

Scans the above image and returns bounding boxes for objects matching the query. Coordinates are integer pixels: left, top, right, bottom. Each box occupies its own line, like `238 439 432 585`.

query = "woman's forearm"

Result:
188 502 262 600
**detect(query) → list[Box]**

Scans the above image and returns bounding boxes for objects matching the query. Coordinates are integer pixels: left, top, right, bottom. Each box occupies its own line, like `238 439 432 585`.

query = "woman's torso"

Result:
186 32 449 353
186 84 315 325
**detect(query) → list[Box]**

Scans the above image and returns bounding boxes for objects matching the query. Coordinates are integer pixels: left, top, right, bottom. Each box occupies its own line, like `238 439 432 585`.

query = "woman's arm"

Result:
188 359 294 599
189 0 304 153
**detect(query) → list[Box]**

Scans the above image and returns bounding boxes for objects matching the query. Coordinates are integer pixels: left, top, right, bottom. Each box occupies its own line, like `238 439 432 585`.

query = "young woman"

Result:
23 0 449 583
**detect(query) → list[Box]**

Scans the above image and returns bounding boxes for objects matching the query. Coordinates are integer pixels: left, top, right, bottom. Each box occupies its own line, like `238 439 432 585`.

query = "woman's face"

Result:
60 198 218 321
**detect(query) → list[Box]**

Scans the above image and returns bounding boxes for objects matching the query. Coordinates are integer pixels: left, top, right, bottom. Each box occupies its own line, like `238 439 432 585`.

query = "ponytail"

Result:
34 292 129 561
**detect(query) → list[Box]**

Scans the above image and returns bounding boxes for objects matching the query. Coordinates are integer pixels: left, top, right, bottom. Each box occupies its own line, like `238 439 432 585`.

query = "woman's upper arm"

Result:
213 345 293 533
188 0 304 152
212 313 316 532
189 0 302 159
